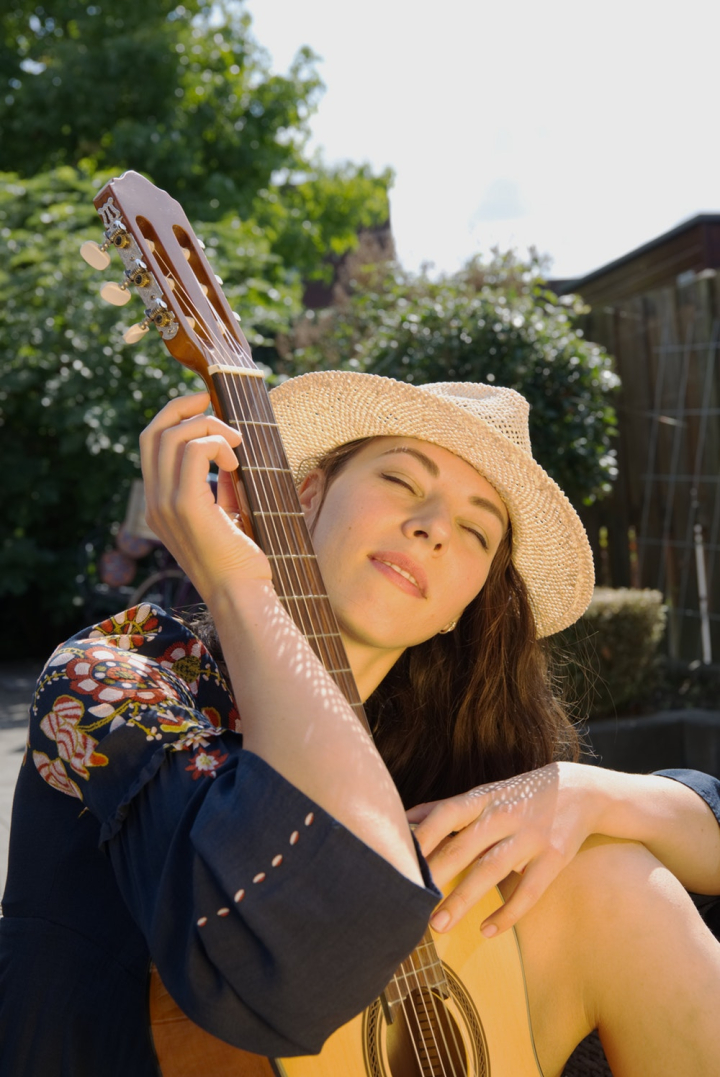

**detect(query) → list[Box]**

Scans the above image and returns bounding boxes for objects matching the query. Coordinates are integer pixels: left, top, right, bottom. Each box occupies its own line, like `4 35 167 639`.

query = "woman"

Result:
2 372 720 1077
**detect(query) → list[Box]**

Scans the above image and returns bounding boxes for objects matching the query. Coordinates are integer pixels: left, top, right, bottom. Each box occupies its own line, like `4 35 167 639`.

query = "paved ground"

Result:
0 661 43 895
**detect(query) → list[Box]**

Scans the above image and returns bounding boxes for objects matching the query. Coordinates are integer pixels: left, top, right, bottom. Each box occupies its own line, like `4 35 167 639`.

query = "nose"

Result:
401 501 452 552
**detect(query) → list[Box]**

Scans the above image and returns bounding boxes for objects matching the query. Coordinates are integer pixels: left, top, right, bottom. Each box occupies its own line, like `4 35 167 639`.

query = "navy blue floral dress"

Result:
0 604 439 1076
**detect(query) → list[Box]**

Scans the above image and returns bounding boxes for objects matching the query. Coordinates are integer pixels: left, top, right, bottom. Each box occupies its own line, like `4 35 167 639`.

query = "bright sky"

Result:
243 0 720 280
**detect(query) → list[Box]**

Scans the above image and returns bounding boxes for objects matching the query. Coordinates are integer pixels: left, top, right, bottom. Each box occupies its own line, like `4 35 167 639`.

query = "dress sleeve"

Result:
654 768 720 937
654 768 720 828
28 604 440 1057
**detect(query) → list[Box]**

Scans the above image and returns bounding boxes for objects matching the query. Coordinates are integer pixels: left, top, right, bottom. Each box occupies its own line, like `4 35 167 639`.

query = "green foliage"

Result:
558 588 667 720
0 166 301 646
0 1 390 279
0 2 395 654
282 252 619 505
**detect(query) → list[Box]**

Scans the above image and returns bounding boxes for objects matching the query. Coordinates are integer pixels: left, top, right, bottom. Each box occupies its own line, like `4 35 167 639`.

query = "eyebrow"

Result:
378 446 508 530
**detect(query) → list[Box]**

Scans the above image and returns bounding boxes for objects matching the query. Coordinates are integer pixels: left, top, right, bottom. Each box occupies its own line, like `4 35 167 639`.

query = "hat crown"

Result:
420 382 533 456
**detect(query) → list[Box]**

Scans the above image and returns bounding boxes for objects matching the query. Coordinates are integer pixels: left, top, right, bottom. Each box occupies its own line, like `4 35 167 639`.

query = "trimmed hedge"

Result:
556 588 667 720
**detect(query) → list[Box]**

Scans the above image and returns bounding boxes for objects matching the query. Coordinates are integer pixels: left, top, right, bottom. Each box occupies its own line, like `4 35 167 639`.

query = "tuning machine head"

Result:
123 300 178 345
80 240 112 271
100 280 131 306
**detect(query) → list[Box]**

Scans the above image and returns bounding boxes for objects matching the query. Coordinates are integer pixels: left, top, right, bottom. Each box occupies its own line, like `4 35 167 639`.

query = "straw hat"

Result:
269 371 594 637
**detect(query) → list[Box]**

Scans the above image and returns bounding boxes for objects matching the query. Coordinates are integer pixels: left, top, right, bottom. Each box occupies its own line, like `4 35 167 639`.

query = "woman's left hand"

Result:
407 762 601 937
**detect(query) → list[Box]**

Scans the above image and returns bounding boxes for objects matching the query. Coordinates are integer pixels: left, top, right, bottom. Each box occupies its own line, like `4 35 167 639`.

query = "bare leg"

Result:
500 835 720 1077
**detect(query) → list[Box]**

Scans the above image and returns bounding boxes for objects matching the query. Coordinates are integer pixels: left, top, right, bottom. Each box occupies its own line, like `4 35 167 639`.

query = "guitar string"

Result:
416 932 468 1077
152 249 357 714
154 253 332 677
393 951 448 1077
149 248 324 686
221 365 322 669
152 248 354 680
395 955 460 1077
151 246 467 1075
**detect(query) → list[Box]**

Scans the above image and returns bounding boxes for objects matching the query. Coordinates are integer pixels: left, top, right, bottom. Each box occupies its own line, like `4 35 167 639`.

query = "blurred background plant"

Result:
0 0 619 658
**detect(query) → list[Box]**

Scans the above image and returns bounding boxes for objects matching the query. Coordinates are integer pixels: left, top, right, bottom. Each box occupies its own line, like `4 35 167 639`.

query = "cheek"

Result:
456 557 492 606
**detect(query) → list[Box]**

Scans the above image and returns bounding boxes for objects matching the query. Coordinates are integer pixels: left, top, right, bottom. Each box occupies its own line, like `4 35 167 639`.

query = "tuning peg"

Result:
100 281 132 306
123 318 151 344
80 240 112 270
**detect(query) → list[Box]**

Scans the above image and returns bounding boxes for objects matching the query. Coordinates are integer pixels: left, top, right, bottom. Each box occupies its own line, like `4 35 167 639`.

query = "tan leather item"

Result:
149 965 275 1077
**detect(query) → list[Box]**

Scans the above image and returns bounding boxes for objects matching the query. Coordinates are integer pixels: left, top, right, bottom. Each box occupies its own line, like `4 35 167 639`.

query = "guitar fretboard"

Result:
210 366 367 729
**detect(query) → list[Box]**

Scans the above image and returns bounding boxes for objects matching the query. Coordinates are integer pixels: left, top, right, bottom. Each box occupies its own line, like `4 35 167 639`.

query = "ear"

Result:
298 470 324 526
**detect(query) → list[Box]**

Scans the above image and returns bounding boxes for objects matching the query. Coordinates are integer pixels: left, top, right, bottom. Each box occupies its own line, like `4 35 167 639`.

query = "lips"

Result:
369 551 427 598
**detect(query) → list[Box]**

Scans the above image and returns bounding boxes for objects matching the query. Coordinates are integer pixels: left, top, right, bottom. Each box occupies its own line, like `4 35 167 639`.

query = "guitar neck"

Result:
208 364 369 732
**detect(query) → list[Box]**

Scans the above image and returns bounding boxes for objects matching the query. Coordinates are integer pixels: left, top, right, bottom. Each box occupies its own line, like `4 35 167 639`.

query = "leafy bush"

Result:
558 588 667 720
281 252 619 506
0 166 301 653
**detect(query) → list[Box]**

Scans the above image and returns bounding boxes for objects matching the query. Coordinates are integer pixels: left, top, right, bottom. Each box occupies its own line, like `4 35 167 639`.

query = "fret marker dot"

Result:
253 872 266 884
290 831 299 845
272 854 283 867
305 812 315 827
234 889 245 903
217 907 230 917
197 916 208 927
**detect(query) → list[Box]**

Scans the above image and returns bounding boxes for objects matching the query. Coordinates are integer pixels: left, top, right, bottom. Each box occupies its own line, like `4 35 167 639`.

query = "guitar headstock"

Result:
82 170 256 382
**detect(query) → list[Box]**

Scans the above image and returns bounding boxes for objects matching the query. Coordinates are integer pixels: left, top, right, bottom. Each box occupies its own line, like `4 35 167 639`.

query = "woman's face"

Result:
299 436 508 685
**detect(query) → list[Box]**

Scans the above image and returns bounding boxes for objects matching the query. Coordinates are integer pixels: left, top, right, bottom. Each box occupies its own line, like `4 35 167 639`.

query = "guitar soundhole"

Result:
362 965 489 1077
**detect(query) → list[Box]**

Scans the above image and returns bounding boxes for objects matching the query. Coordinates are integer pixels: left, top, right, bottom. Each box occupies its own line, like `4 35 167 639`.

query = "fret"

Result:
278 594 329 601
303 631 343 641
242 465 294 475
267 552 316 560
228 419 279 429
253 510 305 518
208 364 264 377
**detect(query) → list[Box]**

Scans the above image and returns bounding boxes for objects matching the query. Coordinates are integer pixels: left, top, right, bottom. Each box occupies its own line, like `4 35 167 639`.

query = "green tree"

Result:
282 252 619 507
0 1 390 280
0 2 395 655
0 166 301 654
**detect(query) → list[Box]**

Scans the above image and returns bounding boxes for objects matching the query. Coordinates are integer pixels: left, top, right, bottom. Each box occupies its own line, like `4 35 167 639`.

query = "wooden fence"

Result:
577 269 720 660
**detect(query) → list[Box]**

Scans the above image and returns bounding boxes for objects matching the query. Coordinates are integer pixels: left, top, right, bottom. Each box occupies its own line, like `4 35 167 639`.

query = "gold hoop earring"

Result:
438 619 458 634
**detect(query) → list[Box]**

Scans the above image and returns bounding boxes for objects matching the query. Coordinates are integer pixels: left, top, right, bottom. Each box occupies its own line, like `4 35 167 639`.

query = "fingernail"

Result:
481 922 498 938
430 909 451 932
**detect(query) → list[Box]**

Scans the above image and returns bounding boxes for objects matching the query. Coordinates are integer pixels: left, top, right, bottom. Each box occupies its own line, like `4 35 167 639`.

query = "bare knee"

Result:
511 835 718 1076
555 836 718 1025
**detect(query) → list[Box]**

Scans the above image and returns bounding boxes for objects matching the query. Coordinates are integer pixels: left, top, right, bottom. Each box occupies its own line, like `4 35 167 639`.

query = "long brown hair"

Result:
193 437 579 808
296 437 579 808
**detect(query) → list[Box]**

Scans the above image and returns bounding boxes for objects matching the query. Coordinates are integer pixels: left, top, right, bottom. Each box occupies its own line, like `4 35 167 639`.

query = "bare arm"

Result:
140 391 422 886
408 761 720 935
587 767 720 894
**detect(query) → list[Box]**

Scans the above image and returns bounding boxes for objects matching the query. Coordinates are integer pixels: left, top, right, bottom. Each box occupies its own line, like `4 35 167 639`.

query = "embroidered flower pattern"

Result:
172 728 219 753
33 751 82 800
30 604 241 805
65 647 179 719
39 694 108 779
185 747 229 781
87 603 160 650
159 639 204 696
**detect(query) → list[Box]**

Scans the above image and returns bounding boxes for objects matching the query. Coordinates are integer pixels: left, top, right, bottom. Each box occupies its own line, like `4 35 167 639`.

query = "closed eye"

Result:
380 472 415 492
464 527 489 551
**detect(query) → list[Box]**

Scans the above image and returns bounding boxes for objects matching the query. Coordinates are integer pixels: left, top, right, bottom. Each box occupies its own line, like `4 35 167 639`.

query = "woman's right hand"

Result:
139 391 273 602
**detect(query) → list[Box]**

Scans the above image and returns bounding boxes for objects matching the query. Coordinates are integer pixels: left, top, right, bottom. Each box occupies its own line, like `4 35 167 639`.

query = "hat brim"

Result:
269 371 594 637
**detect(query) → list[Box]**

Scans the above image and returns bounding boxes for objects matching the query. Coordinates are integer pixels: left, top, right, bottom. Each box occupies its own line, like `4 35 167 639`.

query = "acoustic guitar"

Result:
83 170 543 1077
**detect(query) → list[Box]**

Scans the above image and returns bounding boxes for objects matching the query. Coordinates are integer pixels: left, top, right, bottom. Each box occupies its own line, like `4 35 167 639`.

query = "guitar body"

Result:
278 885 542 1077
